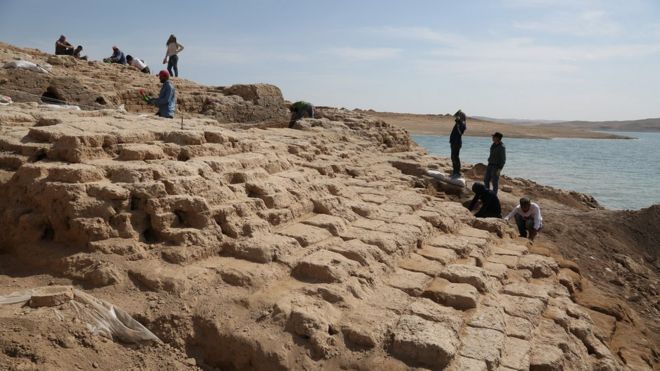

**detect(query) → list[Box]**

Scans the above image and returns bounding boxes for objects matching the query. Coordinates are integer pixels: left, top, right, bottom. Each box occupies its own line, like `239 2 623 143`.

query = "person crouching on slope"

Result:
289 101 315 128
467 182 502 218
126 55 151 74
505 197 543 241
148 70 176 119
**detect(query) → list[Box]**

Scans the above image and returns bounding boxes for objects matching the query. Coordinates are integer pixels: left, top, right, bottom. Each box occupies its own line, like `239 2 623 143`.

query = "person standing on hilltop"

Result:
163 34 184 77
55 35 74 55
449 109 467 178
148 70 176 119
484 132 506 194
467 182 502 218
104 46 127 64
505 197 543 241
289 101 315 127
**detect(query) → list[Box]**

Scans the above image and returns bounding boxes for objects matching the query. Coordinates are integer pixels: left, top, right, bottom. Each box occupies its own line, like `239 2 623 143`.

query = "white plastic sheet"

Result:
0 287 160 344
3 60 51 74
0 95 12 106
40 103 81 110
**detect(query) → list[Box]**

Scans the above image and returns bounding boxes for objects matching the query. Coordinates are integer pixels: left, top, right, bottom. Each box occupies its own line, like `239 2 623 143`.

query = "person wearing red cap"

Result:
147 70 176 118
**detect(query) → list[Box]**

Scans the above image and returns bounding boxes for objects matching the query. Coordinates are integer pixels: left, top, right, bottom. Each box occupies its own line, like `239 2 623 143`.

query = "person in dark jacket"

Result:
484 132 506 194
104 46 127 64
55 35 75 55
148 70 176 118
289 101 315 127
468 182 502 218
449 109 467 177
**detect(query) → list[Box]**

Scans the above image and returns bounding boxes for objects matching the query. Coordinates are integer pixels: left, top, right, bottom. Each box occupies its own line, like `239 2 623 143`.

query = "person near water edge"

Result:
449 109 466 178
504 197 543 241
467 182 502 218
484 132 506 194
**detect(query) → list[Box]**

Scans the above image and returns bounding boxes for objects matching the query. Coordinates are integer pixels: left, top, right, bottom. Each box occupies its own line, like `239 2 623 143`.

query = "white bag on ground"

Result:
0 286 160 344
3 60 50 74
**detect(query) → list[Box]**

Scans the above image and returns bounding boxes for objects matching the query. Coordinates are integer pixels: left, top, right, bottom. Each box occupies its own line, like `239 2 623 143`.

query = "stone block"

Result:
292 250 357 283
459 326 505 369
438 264 490 292
390 315 459 368
28 286 74 307
423 278 479 310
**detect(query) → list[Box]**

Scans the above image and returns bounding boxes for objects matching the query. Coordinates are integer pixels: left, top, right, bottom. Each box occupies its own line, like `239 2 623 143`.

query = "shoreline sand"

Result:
361 110 632 139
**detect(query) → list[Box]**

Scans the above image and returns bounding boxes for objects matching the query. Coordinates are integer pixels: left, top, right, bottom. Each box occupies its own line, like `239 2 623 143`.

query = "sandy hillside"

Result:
363 110 631 139
0 42 657 370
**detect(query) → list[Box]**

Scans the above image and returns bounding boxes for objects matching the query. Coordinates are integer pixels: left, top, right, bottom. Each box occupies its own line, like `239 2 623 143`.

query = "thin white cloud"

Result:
323 47 402 61
514 10 622 37
500 0 580 8
370 26 465 45
184 45 306 65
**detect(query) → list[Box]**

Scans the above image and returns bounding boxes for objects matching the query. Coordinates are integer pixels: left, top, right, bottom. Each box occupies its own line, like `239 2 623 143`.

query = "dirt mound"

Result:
0 42 289 125
0 42 657 370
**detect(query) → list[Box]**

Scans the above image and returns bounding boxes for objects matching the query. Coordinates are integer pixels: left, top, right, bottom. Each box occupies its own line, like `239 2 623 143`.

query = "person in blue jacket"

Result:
148 70 176 118
104 46 127 64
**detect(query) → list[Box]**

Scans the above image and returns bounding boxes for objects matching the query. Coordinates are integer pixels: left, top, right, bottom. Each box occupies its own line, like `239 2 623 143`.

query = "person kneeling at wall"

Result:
148 70 176 119
504 197 543 241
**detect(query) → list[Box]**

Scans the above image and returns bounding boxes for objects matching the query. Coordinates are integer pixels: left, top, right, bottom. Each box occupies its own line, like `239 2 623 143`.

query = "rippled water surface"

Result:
413 132 660 210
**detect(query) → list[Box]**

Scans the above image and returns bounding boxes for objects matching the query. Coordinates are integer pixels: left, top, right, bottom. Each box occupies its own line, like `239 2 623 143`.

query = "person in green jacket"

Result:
289 101 315 127
484 132 506 194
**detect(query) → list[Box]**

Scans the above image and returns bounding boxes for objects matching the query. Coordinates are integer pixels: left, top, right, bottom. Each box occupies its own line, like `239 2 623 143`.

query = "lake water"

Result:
413 132 660 210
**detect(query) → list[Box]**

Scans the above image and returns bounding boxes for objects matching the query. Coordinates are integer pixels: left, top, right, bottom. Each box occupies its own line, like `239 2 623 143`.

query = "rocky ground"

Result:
0 42 657 370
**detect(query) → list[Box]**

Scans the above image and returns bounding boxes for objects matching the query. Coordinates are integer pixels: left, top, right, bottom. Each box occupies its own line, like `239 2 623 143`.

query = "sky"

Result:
1 0 659 121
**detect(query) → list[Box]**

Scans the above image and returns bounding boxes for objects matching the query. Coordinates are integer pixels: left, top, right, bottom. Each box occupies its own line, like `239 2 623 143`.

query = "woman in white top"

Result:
163 34 184 77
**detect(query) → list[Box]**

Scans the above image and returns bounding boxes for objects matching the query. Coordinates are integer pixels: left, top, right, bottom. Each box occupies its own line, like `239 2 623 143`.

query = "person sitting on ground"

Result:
467 182 502 218
484 132 506 194
449 109 467 178
289 101 315 127
148 70 176 119
126 55 151 74
72 45 88 60
103 46 127 64
504 197 543 241
55 35 75 56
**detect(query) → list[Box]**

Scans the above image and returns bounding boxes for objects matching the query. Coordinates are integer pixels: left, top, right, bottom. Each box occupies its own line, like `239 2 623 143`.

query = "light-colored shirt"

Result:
505 202 543 230
129 58 147 70
165 42 184 58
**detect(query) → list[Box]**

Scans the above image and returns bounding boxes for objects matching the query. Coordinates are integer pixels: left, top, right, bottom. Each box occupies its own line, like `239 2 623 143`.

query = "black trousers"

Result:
450 142 461 175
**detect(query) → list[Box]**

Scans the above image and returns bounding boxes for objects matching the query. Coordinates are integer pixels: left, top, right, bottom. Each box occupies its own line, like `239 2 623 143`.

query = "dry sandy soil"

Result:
363 111 631 139
0 42 657 370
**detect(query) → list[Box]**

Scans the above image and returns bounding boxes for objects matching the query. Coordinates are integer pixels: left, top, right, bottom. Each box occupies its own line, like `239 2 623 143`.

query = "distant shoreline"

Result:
360 110 634 139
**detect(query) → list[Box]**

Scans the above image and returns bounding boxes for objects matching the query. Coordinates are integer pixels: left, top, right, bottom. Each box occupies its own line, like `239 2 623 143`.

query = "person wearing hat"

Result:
104 46 127 64
126 55 150 74
449 109 467 178
467 182 502 218
55 35 75 56
504 197 543 241
484 132 506 194
148 70 176 119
